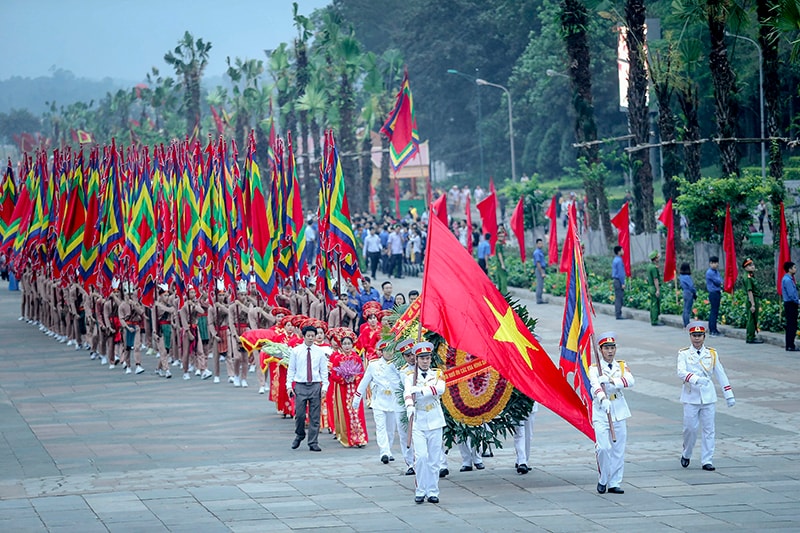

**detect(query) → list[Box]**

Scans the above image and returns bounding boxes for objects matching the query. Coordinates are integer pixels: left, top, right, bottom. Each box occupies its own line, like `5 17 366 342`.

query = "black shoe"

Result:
439 468 449 478
747 339 765 344
681 456 690 468
405 467 415 476
651 322 664 327
474 463 485 470
607 487 625 494
596 483 606 494
427 496 439 504
459 466 473 472
616 317 626 320
291 437 302 449
309 444 322 452
414 496 425 504
702 464 715 471
517 464 529 474
389 456 395 461
381 455 389 464
787 347 800 351
481 450 494 458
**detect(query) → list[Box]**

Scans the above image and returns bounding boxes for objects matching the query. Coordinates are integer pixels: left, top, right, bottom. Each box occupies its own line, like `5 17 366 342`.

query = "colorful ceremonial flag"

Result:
79 149 101 285
97 140 127 287
380 68 420 172
558 216 595 416
610 201 631 277
658 198 676 282
559 206 577 274
778 202 790 295
0 159 17 244
245 133 278 301
722 204 737 294
510 197 526 263
431 193 448 227
55 151 86 278
544 195 559 265
476 191 497 255
419 214 594 440
128 149 158 305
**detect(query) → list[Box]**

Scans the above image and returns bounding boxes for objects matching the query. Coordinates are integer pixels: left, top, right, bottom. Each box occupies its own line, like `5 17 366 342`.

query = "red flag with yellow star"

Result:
419 215 594 440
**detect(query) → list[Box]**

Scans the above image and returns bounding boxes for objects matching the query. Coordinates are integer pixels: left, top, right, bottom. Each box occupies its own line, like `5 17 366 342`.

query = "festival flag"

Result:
79 149 101 285
510 197 526 263
610 201 632 277
71 129 93 144
245 132 278 301
476 191 498 255
96 141 127 288
658 198 676 282
210 105 225 135
55 151 86 279
722 204 738 294
128 149 158 305
465 194 473 254
778 202 791 295
380 68 420 172
286 133 309 281
430 193 448 227
0 159 17 244
558 216 596 416
559 206 577 274
419 214 594 440
544 195 559 264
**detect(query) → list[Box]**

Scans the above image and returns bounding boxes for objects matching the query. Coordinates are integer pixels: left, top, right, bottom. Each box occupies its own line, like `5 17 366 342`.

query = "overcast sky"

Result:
1 0 331 81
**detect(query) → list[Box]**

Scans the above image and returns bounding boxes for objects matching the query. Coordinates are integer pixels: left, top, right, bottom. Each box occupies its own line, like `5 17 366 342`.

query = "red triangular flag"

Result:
544 195 559 264
476 192 498 255
431 194 448 227
658 199 676 282
778 202 790 295
610 202 632 277
723 204 738 294
510 197 526 263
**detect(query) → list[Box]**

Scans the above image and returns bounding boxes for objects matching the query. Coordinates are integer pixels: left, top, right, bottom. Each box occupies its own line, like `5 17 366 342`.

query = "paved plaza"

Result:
1 276 799 532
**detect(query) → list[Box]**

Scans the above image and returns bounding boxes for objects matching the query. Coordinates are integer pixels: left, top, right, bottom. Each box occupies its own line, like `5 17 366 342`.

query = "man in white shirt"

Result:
363 228 383 279
287 325 329 451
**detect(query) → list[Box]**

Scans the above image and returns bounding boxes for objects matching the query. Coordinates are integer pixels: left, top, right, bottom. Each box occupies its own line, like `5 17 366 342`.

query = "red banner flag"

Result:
431 193 448 227
723 204 738 294
610 201 631 277
658 198 676 282
510 197 526 263
465 194 473 254
559 208 577 273
544 195 559 264
476 191 498 255
778 202 790 295
419 215 594 440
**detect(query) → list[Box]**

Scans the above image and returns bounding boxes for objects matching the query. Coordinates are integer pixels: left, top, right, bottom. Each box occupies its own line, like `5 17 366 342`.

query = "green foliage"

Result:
676 173 767 244
500 175 556 229
0 108 42 143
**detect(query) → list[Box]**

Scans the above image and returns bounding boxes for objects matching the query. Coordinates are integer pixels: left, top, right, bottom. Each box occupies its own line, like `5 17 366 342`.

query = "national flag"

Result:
419 214 594 440
430 193 448 227
558 216 596 417
510 197 526 263
610 201 632 277
658 198 676 282
380 68 420 172
544 195 559 264
722 204 737 294
778 202 790 295
476 191 498 255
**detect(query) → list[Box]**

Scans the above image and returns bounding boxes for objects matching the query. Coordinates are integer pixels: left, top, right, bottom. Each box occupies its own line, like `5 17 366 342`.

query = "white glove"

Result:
412 385 426 396
694 377 710 387
406 406 415 419
351 397 361 409
598 374 610 385
600 398 611 413
726 397 735 408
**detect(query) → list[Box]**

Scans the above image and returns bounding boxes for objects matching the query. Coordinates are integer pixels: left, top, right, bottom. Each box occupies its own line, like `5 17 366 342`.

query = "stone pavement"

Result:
1 276 799 532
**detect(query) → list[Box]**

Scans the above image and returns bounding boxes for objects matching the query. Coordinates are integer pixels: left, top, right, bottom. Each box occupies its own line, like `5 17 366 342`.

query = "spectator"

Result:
679 263 697 328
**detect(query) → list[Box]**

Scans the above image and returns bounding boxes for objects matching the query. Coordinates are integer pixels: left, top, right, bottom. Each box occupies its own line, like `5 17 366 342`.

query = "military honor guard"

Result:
403 341 446 504
677 322 735 471
589 332 634 494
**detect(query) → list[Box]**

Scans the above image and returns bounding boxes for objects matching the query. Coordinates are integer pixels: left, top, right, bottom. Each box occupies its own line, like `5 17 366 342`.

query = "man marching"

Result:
589 332 634 494
678 321 735 471
403 341 445 504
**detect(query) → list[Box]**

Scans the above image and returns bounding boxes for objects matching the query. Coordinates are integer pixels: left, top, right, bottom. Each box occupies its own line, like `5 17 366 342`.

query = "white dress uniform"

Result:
355 357 405 461
588 358 634 490
677 342 734 467
404 364 446 499
514 402 538 471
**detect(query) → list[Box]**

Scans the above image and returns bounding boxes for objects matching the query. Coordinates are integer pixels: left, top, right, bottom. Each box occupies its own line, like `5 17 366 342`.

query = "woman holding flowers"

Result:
330 329 368 447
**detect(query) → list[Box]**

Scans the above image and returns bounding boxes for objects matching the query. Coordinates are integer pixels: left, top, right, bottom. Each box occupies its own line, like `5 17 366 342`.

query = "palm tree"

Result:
758 0 784 182
164 31 212 139
293 2 314 202
226 57 265 154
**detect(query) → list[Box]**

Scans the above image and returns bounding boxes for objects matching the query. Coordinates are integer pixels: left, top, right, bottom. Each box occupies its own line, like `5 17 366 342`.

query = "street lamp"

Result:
725 31 765 181
447 68 484 181
546 69 570 79
476 78 516 182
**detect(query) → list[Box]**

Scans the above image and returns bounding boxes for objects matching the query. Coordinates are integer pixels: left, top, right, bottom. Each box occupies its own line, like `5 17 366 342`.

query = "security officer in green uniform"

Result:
742 258 763 343
647 250 661 326
494 227 509 294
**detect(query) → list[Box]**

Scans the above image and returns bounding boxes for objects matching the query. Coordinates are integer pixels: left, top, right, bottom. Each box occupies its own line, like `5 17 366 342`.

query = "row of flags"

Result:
0 129 362 308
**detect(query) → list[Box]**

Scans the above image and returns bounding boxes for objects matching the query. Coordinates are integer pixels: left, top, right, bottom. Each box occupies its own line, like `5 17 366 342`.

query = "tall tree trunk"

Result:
678 84 702 183
295 41 314 212
655 71 682 251
758 0 783 183
360 134 373 216
338 72 362 212
187 72 202 139
560 0 613 242
625 0 655 233
707 0 740 177
380 135 391 217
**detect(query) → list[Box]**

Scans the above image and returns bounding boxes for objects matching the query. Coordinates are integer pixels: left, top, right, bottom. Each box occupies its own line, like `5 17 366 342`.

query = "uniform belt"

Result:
382 389 393 395
424 404 434 412
608 393 619 401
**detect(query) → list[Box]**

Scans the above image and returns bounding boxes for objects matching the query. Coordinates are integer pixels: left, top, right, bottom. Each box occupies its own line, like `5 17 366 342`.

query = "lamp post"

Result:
725 31 765 181
476 78 516 182
546 69 570 79
447 68 484 181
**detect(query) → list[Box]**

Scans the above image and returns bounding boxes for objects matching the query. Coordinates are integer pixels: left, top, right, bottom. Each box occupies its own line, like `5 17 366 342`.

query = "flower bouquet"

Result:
334 358 364 383
259 341 293 371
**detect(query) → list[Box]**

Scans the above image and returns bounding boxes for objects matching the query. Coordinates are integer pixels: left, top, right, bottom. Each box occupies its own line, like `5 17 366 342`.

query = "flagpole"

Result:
590 333 616 442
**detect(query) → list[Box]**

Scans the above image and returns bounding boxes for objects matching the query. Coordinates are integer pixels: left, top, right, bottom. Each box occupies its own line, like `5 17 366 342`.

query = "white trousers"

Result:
412 426 443 497
682 402 716 465
458 442 483 467
372 409 403 459
514 411 536 465
594 416 627 488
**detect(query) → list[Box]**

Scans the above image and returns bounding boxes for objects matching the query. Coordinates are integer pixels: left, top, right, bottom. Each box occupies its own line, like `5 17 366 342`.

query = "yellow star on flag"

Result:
484 296 538 369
